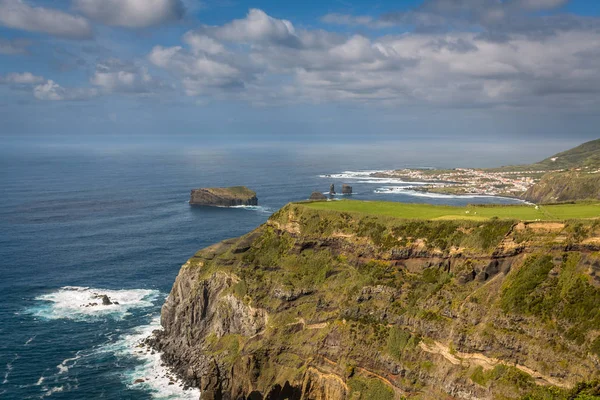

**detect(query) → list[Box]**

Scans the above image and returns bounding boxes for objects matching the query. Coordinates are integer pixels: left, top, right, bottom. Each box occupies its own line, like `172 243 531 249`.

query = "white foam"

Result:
26 286 161 321
319 171 430 185
3 354 20 385
56 354 81 375
101 317 201 400
229 205 274 214
41 385 64 397
374 186 525 201
319 170 388 179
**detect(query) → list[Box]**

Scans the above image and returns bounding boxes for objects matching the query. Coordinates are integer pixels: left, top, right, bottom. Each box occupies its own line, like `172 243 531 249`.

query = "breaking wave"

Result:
25 286 160 321
229 205 274 214
100 317 201 400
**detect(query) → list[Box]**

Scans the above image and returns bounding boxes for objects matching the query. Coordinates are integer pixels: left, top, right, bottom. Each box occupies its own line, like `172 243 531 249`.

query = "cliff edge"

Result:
190 186 258 207
152 202 600 400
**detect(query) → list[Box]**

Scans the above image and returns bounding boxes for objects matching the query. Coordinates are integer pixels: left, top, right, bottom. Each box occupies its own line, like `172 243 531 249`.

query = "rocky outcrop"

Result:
190 186 258 207
310 192 328 201
329 184 336 196
341 185 352 195
153 204 600 400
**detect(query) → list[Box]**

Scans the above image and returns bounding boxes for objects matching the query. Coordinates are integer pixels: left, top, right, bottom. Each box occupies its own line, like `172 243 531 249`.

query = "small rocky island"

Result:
189 186 258 207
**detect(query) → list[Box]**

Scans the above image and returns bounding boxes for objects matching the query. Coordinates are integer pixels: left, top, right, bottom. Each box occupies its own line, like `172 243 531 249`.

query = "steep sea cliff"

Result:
152 203 600 399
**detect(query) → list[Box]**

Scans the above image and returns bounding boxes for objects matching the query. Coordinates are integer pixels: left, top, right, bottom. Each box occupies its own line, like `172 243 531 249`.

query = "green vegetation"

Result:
181 201 600 399
347 375 395 400
303 200 600 221
490 138 600 172
524 172 600 203
501 253 600 347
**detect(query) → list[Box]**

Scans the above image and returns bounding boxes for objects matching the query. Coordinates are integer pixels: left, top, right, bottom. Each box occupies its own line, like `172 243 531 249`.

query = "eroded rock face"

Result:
341 185 352 195
190 186 258 207
153 204 600 400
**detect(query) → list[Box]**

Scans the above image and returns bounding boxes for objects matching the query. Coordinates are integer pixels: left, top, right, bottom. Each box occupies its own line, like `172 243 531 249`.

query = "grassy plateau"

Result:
302 200 600 221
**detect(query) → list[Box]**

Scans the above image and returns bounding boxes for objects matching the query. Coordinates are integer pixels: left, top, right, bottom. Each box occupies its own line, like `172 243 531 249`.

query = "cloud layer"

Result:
1 1 599 113
145 7 600 110
0 0 92 39
74 0 185 28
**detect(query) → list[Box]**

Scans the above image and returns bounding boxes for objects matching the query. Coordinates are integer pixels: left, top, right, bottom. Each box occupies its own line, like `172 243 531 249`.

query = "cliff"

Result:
152 203 600 400
523 172 600 204
190 186 258 207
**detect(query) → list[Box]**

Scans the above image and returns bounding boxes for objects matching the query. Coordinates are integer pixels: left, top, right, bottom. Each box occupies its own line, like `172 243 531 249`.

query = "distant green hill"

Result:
515 138 600 203
535 138 600 170
490 138 600 172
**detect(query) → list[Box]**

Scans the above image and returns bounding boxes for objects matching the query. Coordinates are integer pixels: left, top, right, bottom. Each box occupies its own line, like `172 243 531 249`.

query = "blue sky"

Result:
1 0 599 149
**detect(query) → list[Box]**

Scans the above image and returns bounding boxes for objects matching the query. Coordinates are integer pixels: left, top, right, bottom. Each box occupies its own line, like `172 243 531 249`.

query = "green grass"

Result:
302 200 600 221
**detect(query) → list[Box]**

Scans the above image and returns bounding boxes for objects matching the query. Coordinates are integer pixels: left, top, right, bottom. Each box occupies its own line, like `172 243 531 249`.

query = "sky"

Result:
1 0 600 150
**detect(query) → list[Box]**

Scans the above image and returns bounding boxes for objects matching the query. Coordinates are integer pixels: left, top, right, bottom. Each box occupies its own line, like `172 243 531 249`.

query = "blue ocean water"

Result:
0 146 525 399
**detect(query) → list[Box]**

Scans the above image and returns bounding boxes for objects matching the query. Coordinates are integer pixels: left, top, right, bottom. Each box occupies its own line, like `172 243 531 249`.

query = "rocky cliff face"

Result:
190 186 258 207
152 204 600 400
523 171 600 203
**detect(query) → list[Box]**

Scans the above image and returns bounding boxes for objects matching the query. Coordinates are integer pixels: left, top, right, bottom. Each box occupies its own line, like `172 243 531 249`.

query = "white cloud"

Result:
1 72 44 84
205 8 300 46
149 45 245 95
73 0 184 28
0 0 92 39
90 59 163 93
33 79 98 101
147 8 600 111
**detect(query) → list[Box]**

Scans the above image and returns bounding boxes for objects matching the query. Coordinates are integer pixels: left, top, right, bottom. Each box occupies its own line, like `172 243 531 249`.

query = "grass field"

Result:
302 200 600 221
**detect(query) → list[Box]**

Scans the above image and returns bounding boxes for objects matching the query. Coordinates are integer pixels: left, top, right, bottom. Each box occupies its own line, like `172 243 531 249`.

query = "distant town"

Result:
371 167 565 197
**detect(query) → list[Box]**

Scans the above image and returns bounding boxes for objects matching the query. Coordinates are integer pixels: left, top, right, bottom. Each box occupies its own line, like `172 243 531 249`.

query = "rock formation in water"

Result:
309 192 328 201
190 186 258 207
329 184 336 196
151 203 600 400
341 184 352 195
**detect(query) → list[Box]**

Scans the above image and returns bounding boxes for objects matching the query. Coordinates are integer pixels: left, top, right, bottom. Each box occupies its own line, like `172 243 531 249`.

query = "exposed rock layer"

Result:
153 204 600 399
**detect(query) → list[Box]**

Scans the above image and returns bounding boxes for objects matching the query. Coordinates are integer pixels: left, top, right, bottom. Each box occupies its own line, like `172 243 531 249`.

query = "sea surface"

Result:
0 145 526 399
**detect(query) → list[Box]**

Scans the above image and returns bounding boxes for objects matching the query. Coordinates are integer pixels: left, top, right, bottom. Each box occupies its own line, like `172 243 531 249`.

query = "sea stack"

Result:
329 184 336 195
342 184 352 195
189 186 258 207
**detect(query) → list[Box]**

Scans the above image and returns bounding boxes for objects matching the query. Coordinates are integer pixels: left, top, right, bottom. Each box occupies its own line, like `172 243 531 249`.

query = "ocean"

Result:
0 145 525 399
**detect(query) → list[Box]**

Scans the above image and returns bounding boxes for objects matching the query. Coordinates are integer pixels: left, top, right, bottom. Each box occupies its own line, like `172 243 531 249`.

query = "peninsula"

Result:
189 186 258 207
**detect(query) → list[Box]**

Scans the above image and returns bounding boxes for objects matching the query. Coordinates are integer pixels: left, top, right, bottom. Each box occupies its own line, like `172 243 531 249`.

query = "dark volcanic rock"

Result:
190 186 258 207
341 184 352 195
309 192 327 201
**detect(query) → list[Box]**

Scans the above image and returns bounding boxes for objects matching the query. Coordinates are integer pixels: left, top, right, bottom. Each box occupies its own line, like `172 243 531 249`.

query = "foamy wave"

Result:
319 170 387 179
3 355 18 385
102 317 200 400
374 186 523 201
229 205 274 214
26 286 160 321
319 171 429 185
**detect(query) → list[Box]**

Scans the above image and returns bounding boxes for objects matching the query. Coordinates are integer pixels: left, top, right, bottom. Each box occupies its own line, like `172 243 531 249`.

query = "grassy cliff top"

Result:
301 200 600 221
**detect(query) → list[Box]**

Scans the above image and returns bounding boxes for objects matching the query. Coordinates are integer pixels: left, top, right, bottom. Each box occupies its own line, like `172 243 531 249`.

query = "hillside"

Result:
523 172 600 203
151 202 600 400
491 138 600 172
